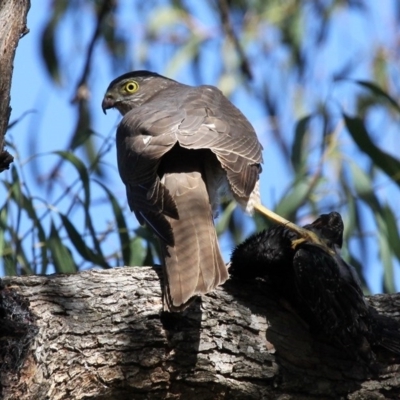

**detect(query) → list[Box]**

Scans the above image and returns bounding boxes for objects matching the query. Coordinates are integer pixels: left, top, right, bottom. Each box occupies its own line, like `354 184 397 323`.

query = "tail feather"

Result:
161 171 228 311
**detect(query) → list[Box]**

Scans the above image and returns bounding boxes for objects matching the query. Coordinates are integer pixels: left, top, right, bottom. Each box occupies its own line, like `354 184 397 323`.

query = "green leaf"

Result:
0 208 16 276
374 208 398 293
148 6 184 33
51 151 108 266
349 162 380 209
216 201 237 236
143 241 156 266
41 20 61 83
40 0 69 83
7 168 49 274
21 195 49 275
54 151 91 208
381 205 400 262
349 162 396 293
54 153 108 264
343 114 400 188
0 207 6 258
48 221 77 273
135 227 160 263
274 175 319 221
59 213 109 268
128 237 146 266
165 35 203 77
352 80 400 113
33 212 49 275
70 103 93 151
378 226 395 294
341 178 368 264
4 167 33 275
275 184 306 218
95 181 133 266
3 254 17 276
291 115 312 171
71 101 104 177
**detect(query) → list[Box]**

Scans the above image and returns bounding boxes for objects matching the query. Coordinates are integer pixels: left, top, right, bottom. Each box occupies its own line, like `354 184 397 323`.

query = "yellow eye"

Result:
123 81 139 93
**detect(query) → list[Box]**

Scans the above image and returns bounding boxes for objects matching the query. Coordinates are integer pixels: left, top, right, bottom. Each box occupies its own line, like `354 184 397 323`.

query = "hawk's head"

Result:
102 70 175 115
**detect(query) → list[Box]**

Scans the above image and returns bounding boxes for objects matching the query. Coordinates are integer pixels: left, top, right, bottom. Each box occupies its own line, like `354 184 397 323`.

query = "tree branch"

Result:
1 267 399 399
0 0 30 172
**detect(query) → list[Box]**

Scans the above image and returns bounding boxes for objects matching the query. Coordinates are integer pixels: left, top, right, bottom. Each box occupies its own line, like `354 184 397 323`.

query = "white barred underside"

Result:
245 180 260 215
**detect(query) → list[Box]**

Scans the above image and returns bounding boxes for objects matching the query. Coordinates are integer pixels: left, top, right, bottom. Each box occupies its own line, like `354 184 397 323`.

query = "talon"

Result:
291 238 307 249
254 203 335 255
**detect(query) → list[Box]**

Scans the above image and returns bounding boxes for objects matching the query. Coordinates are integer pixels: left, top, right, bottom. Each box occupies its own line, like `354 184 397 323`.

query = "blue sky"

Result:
3 0 400 293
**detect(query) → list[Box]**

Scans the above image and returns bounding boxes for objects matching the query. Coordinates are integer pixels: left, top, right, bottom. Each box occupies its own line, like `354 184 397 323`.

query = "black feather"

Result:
230 211 400 361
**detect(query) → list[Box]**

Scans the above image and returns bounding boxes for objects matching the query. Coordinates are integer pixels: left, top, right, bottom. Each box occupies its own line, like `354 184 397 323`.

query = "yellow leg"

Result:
253 204 334 254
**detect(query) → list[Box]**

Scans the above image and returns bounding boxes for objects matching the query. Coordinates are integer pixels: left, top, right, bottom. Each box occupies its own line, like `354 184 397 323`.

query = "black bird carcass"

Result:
230 212 400 366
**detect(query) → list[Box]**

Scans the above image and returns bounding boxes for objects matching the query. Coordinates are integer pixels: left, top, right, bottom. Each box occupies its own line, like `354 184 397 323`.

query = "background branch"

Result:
0 0 30 172
217 0 252 80
72 0 115 103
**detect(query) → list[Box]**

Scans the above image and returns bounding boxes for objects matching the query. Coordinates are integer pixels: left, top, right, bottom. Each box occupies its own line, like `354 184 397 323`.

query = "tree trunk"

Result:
0 0 30 172
0 267 399 400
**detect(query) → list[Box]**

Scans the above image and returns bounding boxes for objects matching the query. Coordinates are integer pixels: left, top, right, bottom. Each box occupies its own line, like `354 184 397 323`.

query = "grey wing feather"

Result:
116 109 182 244
174 85 263 205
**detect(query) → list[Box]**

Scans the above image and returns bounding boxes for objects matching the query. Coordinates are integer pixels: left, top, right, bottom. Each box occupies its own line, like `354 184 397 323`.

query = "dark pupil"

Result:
127 83 135 91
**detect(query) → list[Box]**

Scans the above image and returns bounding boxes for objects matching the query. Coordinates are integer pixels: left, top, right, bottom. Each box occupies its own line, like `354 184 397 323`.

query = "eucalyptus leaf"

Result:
291 115 312 171
129 237 147 266
353 80 400 113
96 181 133 266
344 114 400 188
48 221 77 274
59 213 109 268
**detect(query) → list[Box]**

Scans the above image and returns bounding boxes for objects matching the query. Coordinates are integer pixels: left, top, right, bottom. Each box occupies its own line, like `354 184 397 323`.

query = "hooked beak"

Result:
102 94 115 114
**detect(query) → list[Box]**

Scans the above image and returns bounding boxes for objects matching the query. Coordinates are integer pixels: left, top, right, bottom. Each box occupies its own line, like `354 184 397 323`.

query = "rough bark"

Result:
0 0 30 172
0 267 399 400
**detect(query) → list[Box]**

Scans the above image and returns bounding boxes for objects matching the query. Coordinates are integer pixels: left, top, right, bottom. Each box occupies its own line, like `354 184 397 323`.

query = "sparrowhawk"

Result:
102 71 263 311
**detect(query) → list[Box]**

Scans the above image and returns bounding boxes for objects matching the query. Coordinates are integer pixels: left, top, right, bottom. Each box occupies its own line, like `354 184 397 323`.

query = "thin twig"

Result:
47 0 114 188
217 0 252 80
72 0 115 103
